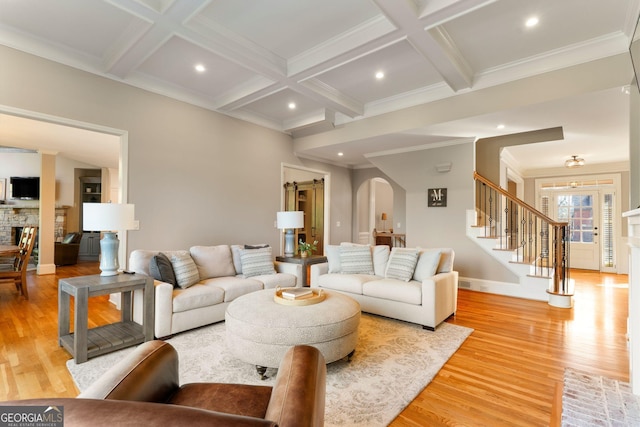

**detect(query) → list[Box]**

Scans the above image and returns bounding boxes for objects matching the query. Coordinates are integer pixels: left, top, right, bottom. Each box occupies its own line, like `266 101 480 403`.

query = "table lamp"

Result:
381 212 388 232
83 203 135 276
277 211 304 257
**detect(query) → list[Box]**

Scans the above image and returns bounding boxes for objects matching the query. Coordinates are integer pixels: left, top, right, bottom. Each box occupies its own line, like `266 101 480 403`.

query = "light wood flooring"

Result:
0 264 630 426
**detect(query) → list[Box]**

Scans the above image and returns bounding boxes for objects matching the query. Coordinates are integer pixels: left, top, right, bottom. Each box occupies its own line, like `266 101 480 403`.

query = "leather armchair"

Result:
54 232 82 266
0 341 326 427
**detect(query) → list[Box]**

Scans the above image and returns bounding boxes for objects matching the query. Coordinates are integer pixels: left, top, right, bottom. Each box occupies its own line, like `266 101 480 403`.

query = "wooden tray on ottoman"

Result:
274 287 325 306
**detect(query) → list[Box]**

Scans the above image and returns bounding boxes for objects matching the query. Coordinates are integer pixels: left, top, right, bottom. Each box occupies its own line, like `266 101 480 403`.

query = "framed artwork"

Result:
0 178 5 201
428 188 447 207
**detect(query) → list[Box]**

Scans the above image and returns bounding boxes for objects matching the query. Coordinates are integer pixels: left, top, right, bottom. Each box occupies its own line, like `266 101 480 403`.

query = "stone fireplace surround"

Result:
0 206 69 246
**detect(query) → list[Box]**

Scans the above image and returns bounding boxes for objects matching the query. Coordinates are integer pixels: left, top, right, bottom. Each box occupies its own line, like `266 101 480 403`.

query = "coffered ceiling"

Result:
0 0 639 171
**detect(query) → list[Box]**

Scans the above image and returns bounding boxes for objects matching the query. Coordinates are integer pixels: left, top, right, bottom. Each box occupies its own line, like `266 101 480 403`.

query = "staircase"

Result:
468 172 574 307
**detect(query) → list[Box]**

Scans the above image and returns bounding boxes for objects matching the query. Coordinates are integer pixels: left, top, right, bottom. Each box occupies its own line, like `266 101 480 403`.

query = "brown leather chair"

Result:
54 232 82 265
0 341 326 427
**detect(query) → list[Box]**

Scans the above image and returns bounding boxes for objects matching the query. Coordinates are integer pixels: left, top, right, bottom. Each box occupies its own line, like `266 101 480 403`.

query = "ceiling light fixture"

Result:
564 155 585 168
337 152 344 157
194 64 206 73
288 102 296 110
525 16 539 27
497 124 505 129
375 71 384 80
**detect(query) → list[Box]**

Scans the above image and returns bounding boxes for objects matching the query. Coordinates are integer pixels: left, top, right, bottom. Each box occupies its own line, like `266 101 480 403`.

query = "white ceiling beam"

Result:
104 0 211 77
418 0 498 27
283 109 335 132
373 0 478 91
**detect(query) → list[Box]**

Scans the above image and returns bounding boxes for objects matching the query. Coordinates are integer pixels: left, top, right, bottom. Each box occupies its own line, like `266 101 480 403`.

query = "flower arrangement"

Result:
298 239 318 257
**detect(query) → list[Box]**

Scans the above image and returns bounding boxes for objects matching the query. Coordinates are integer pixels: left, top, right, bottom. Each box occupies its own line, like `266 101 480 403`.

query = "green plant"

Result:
298 239 318 255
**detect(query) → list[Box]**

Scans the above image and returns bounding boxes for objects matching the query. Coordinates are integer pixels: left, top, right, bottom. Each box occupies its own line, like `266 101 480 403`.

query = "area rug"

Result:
67 314 472 426
562 368 640 426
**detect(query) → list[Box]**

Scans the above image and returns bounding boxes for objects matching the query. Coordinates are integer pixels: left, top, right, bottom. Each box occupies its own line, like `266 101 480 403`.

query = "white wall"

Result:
368 141 518 283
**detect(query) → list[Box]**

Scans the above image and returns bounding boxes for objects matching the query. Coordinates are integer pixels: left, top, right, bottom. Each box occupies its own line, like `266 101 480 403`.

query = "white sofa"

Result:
310 244 458 330
130 245 301 338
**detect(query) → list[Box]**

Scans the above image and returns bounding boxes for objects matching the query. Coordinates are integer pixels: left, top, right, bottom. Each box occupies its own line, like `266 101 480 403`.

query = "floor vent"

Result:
459 280 471 289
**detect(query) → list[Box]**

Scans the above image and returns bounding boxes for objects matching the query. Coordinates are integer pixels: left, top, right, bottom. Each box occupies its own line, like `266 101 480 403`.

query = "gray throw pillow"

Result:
169 251 200 289
240 246 276 278
149 252 177 286
339 246 374 275
385 248 419 282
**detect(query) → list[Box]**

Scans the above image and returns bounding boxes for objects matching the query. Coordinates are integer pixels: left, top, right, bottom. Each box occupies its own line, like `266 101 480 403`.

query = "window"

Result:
557 194 594 243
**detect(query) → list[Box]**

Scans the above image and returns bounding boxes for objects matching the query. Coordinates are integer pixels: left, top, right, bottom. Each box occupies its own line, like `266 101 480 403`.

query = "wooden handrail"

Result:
473 172 567 227
473 172 571 297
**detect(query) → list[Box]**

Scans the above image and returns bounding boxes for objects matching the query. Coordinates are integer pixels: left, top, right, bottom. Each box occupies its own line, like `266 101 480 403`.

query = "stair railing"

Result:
473 172 571 296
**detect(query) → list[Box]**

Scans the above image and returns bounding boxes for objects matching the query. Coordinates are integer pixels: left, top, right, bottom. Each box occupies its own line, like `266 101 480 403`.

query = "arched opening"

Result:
356 178 393 245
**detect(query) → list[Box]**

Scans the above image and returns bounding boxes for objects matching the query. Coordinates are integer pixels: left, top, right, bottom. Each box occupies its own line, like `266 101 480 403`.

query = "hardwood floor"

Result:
0 265 629 426
393 269 629 426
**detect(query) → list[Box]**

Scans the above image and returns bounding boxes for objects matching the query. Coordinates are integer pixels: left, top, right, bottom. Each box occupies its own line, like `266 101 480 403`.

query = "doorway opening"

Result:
537 174 621 273
356 178 393 245
0 105 129 273
281 164 329 255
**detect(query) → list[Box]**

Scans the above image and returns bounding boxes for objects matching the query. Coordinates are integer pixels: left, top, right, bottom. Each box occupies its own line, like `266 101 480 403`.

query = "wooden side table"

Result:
276 254 327 286
58 273 154 363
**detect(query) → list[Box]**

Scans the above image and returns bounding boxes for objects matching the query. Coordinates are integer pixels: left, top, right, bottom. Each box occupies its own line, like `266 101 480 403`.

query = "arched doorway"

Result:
356 178 393 245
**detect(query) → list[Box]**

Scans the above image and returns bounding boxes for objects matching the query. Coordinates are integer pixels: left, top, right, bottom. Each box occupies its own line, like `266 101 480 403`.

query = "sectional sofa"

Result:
130 245 302 338
310 243 458 330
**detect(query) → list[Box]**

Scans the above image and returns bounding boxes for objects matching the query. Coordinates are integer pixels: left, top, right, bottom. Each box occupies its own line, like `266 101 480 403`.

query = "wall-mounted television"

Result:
10 177 40 200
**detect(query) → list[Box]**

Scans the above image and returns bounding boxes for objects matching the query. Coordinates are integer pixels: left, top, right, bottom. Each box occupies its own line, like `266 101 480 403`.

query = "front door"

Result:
554 191 599 270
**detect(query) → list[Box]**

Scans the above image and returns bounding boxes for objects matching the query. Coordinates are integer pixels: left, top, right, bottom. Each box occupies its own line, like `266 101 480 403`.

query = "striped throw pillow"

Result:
385 248 419 282
169 251 200 289
240 246 276 278
339 246 374 275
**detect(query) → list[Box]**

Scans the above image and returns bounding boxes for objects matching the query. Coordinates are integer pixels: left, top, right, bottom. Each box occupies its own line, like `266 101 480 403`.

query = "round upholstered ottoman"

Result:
225 288 360 377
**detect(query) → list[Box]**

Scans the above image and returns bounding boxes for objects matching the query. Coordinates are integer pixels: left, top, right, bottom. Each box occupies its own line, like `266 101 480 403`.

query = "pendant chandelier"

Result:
564 155 585 168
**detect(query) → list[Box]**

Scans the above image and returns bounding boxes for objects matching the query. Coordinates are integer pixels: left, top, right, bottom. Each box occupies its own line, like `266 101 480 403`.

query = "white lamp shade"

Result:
83 203 135 231
277 211 304 229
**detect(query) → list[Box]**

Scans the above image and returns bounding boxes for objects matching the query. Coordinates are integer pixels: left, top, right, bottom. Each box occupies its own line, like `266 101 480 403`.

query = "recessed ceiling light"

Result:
497 124 505 129
194 64 206 73
375 71 385 80
525 16 539 27
288 102 296 110
338 152 344 157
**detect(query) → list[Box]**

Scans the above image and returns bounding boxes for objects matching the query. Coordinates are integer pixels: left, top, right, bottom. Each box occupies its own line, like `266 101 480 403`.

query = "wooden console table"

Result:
374 231 406 248
58 273 154 363
276 254 327 286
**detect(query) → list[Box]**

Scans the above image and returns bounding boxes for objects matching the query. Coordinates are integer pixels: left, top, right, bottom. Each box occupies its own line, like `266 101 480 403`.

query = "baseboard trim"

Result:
36 263 56 275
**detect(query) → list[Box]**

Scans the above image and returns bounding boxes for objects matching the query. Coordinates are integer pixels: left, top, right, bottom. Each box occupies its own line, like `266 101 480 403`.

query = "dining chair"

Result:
0 226 37 299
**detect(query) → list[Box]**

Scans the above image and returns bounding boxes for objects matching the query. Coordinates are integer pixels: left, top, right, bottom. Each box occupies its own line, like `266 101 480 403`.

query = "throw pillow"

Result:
169 251 200 289
189 245 236 279
149 252 177 286
372 245 390 276
62 233 77 244
437 248 455 273
413 249 442 282
385 248 419 282
240 246 276 278
325 245 341 273
339 246 374 275
244 244 269 249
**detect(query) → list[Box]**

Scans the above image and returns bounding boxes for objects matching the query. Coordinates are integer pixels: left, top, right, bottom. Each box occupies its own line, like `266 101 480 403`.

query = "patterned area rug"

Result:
67 314 472 426
562 368 640 426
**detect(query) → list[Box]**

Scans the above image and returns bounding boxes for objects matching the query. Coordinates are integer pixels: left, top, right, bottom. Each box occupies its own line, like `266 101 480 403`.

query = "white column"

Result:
624 208 640 395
